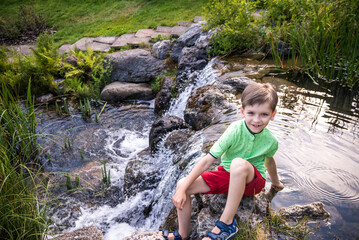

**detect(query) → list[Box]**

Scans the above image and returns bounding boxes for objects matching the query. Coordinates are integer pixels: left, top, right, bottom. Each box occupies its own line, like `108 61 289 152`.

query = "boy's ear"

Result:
240 107 244 117
271 109 277 120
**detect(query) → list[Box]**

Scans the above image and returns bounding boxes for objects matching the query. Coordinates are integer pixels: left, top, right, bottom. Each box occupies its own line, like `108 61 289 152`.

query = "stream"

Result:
38 57 359 240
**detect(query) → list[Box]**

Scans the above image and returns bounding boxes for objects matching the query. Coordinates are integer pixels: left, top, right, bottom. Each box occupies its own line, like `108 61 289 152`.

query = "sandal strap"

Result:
162 230 169 240
173 231 183 240
215 220 236 232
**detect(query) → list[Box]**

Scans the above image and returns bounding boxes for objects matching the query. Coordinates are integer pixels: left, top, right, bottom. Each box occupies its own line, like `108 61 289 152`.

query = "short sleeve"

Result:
266 139 278 157
209 123 238 159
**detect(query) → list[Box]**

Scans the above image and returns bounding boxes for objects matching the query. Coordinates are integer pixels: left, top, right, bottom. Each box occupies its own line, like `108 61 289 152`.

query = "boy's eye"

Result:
261 113 269 116
247 112 254 115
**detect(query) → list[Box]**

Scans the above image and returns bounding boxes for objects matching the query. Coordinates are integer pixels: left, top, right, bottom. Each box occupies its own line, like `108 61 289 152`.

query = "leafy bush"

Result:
204 0 266 55
0 4 49 44
61 49 111 99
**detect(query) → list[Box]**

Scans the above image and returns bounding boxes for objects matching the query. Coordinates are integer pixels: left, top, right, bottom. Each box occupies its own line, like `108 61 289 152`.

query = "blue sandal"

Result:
204 219 238 240
161 230 183 240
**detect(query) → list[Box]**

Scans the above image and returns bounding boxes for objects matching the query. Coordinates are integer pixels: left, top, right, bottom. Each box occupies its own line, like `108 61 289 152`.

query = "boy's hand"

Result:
172 190 186 210
271 181 285 192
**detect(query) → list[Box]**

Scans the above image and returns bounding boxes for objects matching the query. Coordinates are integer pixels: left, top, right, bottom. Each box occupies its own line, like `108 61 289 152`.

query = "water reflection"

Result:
262 73 359 239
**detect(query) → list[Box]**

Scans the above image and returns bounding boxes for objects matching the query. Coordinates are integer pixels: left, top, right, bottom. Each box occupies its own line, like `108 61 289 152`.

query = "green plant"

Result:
0 81 50 239
150 75 163 93
66 172 73 190
101 160 111 187
62 49 111 99
204 0 266 56
79 98 92 117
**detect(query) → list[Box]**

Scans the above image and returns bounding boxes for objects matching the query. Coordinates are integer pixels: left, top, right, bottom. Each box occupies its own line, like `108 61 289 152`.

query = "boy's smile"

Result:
241 102 277 134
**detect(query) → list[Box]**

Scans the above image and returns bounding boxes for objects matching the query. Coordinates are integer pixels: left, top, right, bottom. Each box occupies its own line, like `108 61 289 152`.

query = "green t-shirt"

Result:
209 119 278 179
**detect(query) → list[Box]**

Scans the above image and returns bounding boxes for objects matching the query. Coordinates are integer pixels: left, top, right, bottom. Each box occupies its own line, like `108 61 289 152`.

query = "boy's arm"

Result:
265 156 285 191
173 153 216 209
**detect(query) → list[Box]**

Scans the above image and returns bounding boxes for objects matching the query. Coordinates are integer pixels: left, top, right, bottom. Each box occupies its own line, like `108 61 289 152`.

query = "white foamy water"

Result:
167 58 220 118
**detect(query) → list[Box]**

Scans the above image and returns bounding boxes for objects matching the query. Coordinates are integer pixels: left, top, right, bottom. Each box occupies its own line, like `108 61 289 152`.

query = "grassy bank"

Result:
0 0 207 47
0 82 49 239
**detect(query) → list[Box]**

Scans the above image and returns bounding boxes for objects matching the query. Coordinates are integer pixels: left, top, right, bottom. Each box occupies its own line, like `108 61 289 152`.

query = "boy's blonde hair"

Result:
241 83 278 112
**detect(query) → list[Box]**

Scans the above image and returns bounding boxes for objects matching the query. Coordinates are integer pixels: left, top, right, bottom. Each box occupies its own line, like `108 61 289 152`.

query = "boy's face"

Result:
240 102 277 133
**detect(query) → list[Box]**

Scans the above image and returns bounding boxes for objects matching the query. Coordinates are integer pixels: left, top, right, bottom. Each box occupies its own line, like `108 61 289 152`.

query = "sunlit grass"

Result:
0 0 208 46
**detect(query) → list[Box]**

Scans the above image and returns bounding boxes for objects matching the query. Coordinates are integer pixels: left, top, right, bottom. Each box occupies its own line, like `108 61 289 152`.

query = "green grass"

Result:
0 0 208 47
0 81 50 239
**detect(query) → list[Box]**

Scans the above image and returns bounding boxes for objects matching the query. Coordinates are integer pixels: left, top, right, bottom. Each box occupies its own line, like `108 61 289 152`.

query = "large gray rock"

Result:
54 225 104 240
152 40 171 60
184 85 236 131
177 46 208 83
217 72 255 95
105 49 165 83
279 202 330 221
154 76 177 115
100 81 154 102
170 24 203 61
149 116 190 153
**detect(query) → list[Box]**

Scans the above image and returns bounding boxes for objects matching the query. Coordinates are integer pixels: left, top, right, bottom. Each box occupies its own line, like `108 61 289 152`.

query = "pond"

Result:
40 57 359 239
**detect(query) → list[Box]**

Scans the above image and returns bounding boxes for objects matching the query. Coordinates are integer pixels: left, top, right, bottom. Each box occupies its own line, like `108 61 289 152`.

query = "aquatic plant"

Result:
79 98 92 117
101 160 111 189
0 81 50 239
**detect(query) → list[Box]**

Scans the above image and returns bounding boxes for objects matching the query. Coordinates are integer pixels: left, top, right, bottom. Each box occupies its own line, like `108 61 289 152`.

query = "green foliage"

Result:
150 75 163 94
62 49 111 99
0 82 49 239
66 172 73 190
79 98 92 117
204 0 266 55
0 33 60 96
0 3 48 43
101 160 111 188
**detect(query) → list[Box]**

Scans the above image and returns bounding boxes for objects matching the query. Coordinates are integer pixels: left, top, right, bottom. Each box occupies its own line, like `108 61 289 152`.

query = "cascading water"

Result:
50 59 220 239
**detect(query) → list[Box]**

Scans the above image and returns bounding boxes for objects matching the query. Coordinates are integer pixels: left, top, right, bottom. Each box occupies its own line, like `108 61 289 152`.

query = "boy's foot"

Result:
202 220 238 240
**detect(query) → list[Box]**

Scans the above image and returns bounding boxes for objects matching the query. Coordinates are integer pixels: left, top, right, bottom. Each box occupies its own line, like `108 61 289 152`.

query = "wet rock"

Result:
154 76 177 115
194 30 213 49
54 225 104 240
123 231 163 240
170 24 202 61
217 71 255 95
123 158 160 197
149 116 190 153
163 129 193 153
100 81 154 102
152 40 171 60
105 49 165 83
279 202 330 221
184 85 237 131
266 40 292 59
36 93 54 103
177 46 208 83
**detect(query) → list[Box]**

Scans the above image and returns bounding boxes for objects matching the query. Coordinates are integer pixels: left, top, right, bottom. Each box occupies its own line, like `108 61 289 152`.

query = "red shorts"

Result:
201 165 265 196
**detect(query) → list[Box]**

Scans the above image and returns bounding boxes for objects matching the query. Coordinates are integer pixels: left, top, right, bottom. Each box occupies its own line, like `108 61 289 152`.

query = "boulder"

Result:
100 82 154 102
194 30 213 49
177 46 208 83
163 129 192 153
184 85 236 131
279 202 330 221
154 76 177 115
123 158 161 198
170 24 202 61
152 40 171 60
217 72 255 95
105 49 165 83
54 225 104 240
149 116 190 153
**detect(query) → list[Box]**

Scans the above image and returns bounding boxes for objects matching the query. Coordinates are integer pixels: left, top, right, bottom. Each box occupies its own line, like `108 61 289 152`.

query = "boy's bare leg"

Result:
203 158 254 239
161 176 210 240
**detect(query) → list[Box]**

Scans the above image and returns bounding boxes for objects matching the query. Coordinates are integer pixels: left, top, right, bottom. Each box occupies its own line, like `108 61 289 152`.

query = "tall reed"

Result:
0 81 49 240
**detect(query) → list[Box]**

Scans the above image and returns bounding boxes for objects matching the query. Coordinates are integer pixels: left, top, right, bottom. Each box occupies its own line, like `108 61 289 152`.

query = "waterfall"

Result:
167 58 220 119
52 58 219 240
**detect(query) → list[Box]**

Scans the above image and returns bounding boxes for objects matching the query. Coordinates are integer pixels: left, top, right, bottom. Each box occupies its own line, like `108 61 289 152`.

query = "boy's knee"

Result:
230 158 251 175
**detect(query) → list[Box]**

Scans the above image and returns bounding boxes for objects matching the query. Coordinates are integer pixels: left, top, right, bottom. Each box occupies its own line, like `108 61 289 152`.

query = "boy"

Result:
160 83 284 240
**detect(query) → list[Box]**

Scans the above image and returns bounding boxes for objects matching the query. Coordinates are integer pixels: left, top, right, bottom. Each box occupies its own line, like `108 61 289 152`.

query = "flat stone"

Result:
94 36 118 45
135 29 159 38
59 44 73 54
123 231 163 240
8 45 36 56
127 37 151 46
70 37 112 52
156 26 173 33
111 33 136 49
170 26 188 36
177 21 192 27
101 81 154 102
54 225 104 240
194 16 205 22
